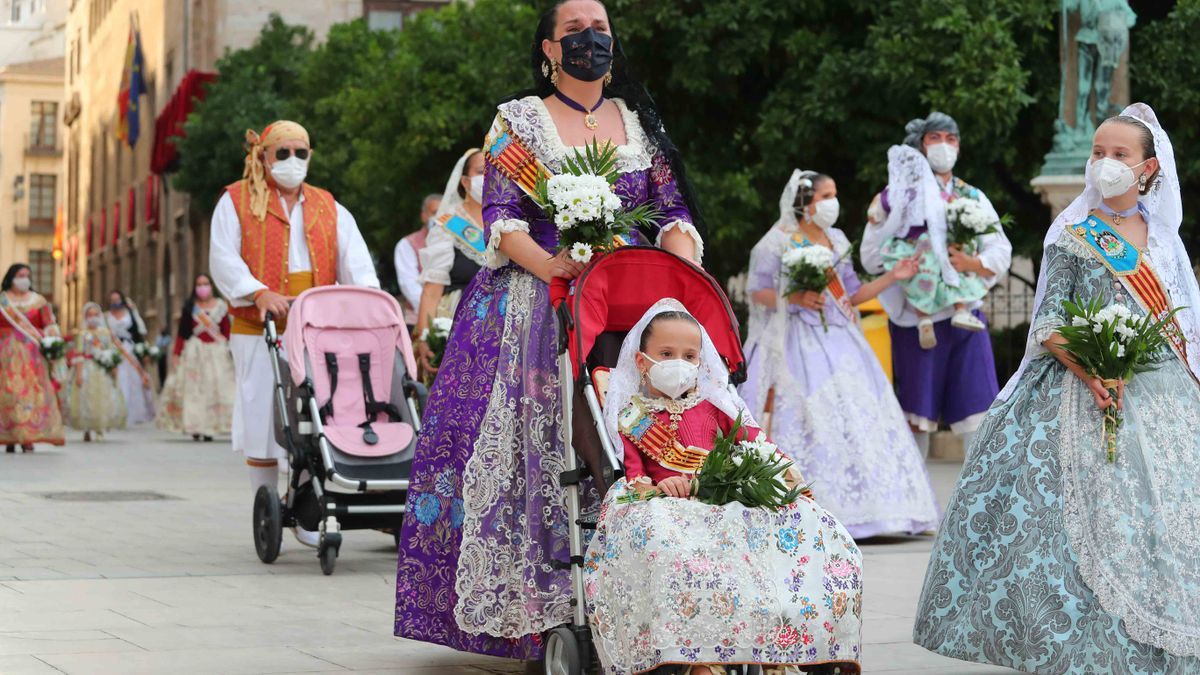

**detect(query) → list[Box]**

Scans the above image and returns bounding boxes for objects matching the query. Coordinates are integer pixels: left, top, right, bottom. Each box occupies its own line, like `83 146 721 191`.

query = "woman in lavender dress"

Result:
395 0 703 659
739 170 940 539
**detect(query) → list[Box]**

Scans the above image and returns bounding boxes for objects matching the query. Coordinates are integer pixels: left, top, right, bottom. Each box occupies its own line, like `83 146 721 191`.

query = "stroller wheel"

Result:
543 626 582 675
252 485 283 564
319 532 341 576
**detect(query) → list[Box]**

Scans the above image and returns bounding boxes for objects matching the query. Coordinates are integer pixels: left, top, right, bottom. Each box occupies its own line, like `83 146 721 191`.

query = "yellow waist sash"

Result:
231 272 315 336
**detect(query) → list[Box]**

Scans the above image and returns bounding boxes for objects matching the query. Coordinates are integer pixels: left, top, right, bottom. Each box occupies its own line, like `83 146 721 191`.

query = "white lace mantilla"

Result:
497 96 654 175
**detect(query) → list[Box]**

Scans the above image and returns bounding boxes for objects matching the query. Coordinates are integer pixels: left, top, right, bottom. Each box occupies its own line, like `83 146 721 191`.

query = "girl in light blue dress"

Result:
914 103 1200 673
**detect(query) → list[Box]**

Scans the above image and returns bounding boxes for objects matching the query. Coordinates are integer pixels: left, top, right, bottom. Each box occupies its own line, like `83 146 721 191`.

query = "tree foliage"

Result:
174 0 1191 286
1136 0 1200 250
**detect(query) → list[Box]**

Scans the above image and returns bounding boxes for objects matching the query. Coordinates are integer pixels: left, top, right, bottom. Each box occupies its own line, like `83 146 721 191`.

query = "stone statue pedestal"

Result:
1031 174 1086 219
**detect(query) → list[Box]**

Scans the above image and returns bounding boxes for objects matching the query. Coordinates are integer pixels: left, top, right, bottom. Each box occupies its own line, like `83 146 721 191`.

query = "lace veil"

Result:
602 299 758 453
998 102 1200 399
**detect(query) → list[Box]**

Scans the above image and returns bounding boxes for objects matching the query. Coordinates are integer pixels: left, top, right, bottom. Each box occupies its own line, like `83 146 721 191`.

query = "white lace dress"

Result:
105 311 156 426
738 225 939 538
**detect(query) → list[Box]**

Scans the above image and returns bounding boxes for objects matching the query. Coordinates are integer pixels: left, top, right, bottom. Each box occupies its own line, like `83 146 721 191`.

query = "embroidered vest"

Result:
224 179 339 332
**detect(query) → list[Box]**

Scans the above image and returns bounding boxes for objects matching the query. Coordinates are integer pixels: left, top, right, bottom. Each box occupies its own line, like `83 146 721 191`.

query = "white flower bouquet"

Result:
420 316 454 371
534 141 661 264
39 336 66 361
781 245 838 331
94 348 122 373
945 198 1004 253
618 415 810 508
1056 297 1184 462
133 343 161 361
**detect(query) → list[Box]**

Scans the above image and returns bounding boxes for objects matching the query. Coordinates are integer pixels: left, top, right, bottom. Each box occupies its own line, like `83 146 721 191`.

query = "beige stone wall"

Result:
0 62 65 305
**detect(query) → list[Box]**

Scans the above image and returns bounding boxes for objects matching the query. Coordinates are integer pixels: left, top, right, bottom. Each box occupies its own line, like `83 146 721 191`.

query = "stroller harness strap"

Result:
356 353 404 446
320 352 339 421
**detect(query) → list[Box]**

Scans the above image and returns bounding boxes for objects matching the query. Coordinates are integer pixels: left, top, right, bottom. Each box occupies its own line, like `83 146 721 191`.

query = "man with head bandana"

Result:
860 112 1013 453
209 120 379 548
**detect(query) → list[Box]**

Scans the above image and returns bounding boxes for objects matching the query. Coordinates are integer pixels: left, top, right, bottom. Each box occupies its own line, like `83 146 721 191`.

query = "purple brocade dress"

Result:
394 96 697 658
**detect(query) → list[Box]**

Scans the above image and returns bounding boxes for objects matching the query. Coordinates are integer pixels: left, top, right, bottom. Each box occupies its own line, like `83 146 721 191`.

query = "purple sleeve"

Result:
880 186 891 214
647 147 693 230
746 240 780 295
837 259 863 298
481 160 527 239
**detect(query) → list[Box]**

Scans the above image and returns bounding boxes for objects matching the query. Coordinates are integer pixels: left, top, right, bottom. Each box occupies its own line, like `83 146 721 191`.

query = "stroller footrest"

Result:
558 468 588 487
550 555 585 570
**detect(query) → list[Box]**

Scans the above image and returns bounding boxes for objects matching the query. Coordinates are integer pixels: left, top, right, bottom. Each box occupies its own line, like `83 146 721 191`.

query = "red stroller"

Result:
544 246 753 675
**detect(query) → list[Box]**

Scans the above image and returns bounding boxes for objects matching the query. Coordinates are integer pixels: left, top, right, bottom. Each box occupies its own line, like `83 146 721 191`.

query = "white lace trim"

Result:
485 218 530 269
454 270 572 638
1058 369 1200 657
947 411 987 435
656 219 704 263
905 412 939 433
497 96 653 174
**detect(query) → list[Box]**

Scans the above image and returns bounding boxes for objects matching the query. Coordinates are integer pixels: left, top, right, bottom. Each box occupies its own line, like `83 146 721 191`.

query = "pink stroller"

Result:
254 286 423 575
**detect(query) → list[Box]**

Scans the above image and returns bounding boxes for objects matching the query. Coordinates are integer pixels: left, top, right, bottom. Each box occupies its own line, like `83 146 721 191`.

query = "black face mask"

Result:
556 28 613 83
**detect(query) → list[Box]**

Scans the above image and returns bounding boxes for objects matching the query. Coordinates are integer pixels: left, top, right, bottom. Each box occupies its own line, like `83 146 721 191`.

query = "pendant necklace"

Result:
553 90 604 130
1097 202 1142 229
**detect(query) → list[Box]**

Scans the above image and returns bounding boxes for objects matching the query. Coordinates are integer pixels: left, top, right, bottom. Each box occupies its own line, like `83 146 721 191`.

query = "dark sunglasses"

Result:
274 147 310 161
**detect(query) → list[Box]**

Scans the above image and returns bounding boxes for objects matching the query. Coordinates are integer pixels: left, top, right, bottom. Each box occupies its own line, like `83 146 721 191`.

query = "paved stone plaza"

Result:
0 427 1019 674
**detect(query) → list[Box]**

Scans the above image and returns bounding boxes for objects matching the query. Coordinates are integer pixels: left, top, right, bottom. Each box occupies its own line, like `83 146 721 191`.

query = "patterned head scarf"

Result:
242 120 310 221
903 112 959 151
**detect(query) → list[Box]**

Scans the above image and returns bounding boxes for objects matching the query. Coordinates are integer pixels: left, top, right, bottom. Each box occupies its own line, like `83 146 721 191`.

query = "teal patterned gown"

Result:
913 223 1200 674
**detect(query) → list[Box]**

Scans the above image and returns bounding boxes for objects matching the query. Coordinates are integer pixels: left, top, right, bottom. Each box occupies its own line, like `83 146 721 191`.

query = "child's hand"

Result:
890 255 921 281
656 475 694 499
788 291 824 311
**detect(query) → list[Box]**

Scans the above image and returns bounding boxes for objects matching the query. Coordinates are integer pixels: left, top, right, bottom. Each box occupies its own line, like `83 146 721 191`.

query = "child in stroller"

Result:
543 248 860 675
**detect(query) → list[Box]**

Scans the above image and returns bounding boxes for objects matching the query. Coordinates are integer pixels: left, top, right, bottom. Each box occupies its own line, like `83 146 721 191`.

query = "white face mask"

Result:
468 175 484 203
11 277 31 292
642 353 699 399
925 142 958 173
810 198 840 229
1087 157 1149 199
86 316 102 328
270 156 309 189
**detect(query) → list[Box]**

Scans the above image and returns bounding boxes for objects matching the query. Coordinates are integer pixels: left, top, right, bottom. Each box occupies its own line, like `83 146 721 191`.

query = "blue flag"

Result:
126 28 145 147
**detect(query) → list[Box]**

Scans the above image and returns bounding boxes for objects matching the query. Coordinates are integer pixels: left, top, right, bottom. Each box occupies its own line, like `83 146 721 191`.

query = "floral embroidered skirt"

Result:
0 328 65 445
882 232 986 316
66 361 126 433
158 339 234 436
585 479 863 674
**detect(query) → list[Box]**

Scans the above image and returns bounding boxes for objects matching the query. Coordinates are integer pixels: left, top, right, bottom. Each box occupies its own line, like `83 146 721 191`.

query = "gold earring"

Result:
604 70 613 86
1138 173 1149 189
541 60 550 79
550 60 560 87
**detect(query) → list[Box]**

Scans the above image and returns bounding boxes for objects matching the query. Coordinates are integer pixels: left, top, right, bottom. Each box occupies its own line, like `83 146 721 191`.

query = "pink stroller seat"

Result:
284 286 418 459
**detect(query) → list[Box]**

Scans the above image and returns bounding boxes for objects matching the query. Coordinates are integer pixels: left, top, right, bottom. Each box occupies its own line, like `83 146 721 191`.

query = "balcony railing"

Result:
25 133 61 157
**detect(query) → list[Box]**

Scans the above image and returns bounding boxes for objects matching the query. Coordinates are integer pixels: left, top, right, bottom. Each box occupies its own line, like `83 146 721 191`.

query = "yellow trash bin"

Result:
857 298 892 383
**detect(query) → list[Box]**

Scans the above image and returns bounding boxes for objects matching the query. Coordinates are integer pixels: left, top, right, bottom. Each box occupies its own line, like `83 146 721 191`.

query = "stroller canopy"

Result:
552 247 745 381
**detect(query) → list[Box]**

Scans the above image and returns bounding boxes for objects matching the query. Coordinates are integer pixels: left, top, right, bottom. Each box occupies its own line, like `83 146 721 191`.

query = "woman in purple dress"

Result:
395 0 703 660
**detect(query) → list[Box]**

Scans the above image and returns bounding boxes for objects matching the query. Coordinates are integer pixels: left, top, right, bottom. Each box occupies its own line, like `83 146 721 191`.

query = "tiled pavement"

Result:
0 426 1019 674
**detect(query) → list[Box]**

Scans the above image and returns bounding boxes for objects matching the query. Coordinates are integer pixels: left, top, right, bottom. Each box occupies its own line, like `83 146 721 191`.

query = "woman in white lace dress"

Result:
739 170 940 539
104 291 155 426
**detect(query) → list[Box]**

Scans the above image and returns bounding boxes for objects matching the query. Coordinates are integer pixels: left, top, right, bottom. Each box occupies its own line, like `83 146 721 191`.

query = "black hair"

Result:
108 289 145 344
793 173 834 212
457 149 486 199
177 273 213 342
1 263 31 292
639 310 701 351
1104 115 1160 195
503 0 706 240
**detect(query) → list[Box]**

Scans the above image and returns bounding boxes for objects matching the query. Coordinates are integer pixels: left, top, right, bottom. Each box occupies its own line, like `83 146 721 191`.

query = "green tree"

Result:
1136 0 1200 250
610 0 1060 280
172 15 314 212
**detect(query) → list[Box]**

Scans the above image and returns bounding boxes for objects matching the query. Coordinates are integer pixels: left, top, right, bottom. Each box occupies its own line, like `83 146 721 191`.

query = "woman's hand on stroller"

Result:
536 250 585 284
657 475 695 499
255 290 292 322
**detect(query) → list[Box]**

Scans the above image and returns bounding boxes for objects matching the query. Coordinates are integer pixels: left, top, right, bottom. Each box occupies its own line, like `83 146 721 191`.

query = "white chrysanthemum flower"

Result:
569 242 594 264
431 317 453 336
1071 316 1090 327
